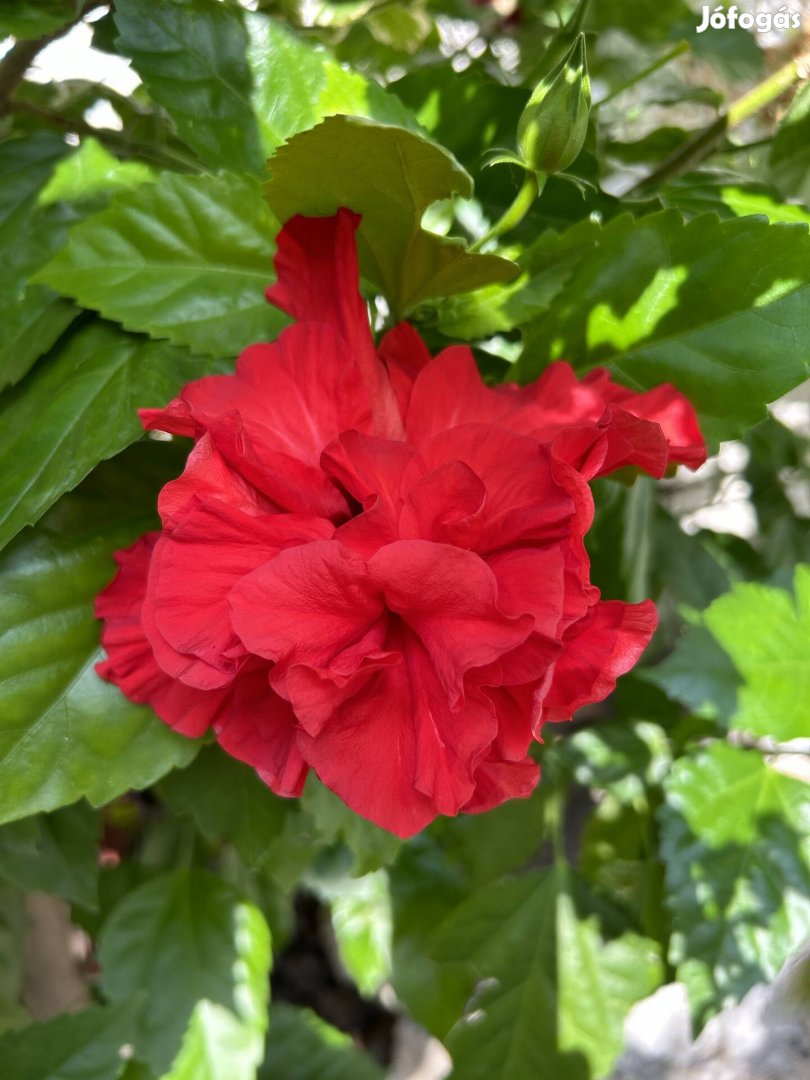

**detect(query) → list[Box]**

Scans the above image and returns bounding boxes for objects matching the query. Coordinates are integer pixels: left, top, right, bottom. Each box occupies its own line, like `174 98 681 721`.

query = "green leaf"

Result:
113 0 265 174
300 774 400 876
660 743 810 1016
159 747 289 872
161 877 270 1080
0 135 76 391
510 212 810 446
557 720 672 805
0 441 199 825
327 872 392 996
161 1001 263 1080
259 1004 383 1080
644 624 741 722
0 802 100 909
0 1 79 38
39 138 156 207
0 293 79 394
99 868 271 1073
0 320 222 550
35 173 286 360
0 134 67 234
245 13 417 156
0 1003 135 1080
264 115 518 318
703 564 810 742
662 177 810 226
432 867 662 1079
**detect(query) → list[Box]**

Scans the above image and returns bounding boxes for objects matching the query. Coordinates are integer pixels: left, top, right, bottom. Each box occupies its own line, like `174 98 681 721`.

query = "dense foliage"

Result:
1 1 809 1077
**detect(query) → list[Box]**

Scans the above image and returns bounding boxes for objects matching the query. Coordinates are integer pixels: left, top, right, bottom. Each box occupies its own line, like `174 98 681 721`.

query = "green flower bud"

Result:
516 34 591 176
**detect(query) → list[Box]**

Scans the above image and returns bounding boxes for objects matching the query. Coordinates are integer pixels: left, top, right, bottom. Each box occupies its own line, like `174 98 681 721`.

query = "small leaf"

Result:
704 564 810 742
0 442 198 824
660 743 810 1017
0 1003 135 1080
35 173 286 360
0 320 223 550
0 802 101 909
99 868 271 1073
39 138 155 207
264 115 518 318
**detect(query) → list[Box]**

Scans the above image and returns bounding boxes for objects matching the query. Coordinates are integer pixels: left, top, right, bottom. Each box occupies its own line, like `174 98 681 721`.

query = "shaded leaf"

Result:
432 867 662 1078
264 115 518 317
0 1003 134 1080
300 775 400 876
35 172 286 359
99 868 270 1073
159 747 289 872
0 802 101 909
0 320 222 550
0 442 198 825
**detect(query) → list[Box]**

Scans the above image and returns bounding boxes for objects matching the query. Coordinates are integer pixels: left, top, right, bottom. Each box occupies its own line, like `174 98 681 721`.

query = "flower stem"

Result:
594 40 689 111
628 50 810 194
470 170 545 251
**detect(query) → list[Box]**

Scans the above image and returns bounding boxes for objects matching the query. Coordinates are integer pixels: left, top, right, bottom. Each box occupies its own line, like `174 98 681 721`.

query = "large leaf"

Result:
99 868 271 1073
35 173 286 360
660 743 810 1017
0 1003 135 1080
245 13 417 154
113 0 265 174
515 212 810 445
431 867 662 1079
446 212 810 447
0 320 221 550
264 115 518 318
703 564 810 742
259 1005 383 1080
0 442 198 825
159 747 289 872
161 876 271 1080
0 802 101 909
0 135 77 392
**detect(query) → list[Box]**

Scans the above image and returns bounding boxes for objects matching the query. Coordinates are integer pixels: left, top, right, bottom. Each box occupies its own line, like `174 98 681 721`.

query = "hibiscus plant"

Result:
1 1 810 1078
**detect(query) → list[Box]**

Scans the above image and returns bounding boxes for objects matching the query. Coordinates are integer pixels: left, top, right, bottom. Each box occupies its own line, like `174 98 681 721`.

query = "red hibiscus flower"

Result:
96 209 705 838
